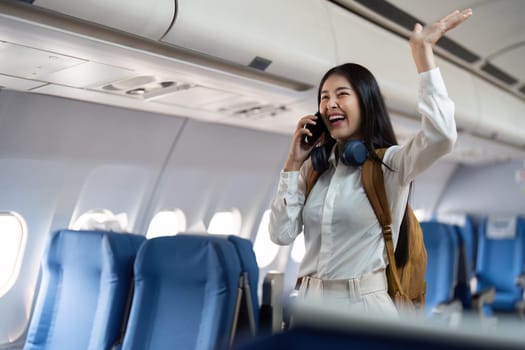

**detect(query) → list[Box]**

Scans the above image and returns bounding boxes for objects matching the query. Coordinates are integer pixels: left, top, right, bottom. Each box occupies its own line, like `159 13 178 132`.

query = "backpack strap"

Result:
305 167 321 199
361 148 405 298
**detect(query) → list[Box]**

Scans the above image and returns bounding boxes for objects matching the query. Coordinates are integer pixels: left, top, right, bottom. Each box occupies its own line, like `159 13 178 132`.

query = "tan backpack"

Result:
361 149 427 311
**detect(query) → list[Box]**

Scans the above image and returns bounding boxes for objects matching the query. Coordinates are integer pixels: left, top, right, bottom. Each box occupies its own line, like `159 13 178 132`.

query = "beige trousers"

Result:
298 269 398 316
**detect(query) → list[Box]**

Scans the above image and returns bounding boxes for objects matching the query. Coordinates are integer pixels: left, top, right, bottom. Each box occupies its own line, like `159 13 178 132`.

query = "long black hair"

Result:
317 63 398 159
308 63 411 267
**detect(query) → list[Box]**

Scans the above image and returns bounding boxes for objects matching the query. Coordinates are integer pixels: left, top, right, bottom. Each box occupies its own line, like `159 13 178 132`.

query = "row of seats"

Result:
421 216 525 319
24 230 260 350
24 215 525 348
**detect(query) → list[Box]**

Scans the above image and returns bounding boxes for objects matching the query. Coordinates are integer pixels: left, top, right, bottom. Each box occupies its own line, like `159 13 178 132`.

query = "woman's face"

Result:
319 74 362 144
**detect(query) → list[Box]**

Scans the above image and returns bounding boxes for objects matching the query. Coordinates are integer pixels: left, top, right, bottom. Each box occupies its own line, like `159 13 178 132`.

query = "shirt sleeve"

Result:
385 67 457 185
268 165 307 245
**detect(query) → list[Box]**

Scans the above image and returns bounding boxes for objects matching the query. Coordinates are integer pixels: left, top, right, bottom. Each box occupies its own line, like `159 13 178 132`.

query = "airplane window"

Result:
147 209 187 239
253 210 280 268
207 208 242 235
70 209 128 232
291 233 305 263
0 212 27 298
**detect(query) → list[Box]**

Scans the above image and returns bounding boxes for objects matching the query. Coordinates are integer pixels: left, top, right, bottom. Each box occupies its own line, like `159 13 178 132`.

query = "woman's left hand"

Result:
410 8 473 73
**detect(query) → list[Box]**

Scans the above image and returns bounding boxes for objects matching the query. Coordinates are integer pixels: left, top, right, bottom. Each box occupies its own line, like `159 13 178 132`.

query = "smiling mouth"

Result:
328 114 345 125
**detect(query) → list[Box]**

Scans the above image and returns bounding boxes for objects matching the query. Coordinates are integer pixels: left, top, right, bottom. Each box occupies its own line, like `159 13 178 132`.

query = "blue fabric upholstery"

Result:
121 235 242 350
476 217 525 312
226 235 260 326
24 229 144 350
421 222 459 316
177 233 260 330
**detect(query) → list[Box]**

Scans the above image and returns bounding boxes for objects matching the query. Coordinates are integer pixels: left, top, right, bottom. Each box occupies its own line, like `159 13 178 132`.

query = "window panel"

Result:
0 212 27 297
253 210 280 268
147 209 187 239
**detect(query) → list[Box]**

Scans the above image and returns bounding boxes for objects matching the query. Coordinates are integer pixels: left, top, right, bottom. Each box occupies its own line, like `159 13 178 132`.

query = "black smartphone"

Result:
303 112 327 145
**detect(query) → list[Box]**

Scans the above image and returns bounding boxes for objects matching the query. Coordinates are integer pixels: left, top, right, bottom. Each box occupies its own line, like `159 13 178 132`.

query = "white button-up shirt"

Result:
269 68 456 280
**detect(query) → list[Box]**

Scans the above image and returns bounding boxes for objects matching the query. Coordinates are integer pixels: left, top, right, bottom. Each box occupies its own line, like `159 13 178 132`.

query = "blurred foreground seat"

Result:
236 299 525 350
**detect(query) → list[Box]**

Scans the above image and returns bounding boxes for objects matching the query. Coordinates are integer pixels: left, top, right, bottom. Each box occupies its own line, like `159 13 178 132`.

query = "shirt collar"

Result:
328 143 337 169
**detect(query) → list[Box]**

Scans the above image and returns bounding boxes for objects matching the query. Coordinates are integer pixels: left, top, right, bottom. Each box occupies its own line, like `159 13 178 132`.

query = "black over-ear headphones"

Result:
311 140 368 173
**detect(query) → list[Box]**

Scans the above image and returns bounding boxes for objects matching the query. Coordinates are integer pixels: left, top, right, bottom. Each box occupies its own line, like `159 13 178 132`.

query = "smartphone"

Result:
303 112 327 145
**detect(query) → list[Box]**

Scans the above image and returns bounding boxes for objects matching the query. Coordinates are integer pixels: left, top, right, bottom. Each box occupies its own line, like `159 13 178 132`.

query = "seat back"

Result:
121 235 242 350
176 233 260 338
476 216 525 312
24 229 144 350
434 215 477 310
421 222 459 316
226 235 260 327
184 233 261 342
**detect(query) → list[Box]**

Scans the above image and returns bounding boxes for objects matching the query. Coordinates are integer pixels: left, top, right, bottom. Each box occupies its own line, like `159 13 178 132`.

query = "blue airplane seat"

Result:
434 215 487 312
476 216 525 314
24 229 145 350
177 233 260 333
227 235 260 328
121 235 242 350
421 222 460 317
175 233 260 344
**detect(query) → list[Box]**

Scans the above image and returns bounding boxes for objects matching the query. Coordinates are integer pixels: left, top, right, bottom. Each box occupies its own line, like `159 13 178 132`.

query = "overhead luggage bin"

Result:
33 0 175 40
162 0 337 87
327 1 418 111
473 76 525 147
436 60 479 133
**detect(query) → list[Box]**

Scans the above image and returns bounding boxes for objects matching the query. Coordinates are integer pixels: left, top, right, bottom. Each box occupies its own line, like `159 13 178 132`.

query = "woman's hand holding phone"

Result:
284 113 325 172
303 112 327 146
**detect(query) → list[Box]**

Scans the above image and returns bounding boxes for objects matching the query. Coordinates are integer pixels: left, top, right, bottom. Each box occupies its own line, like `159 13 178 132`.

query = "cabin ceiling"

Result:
0 0 525 166
337 0 525 100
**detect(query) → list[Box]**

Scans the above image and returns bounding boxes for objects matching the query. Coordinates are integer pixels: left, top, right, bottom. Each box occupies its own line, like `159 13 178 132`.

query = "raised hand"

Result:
410 9 473 73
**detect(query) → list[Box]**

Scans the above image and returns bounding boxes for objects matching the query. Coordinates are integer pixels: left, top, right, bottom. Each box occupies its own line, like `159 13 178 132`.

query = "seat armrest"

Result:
260 272 284 334
471 287 496 311
515 300 525 319
432 299 463 315
515 273 525 288
430 300 463 326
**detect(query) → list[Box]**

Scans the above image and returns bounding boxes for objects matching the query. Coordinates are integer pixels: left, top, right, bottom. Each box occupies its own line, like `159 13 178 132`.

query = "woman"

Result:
269 9 472 315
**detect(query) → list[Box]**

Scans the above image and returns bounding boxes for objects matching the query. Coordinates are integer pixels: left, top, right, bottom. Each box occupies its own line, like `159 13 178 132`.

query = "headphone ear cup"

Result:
340 141 367 166
311 146 329 173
